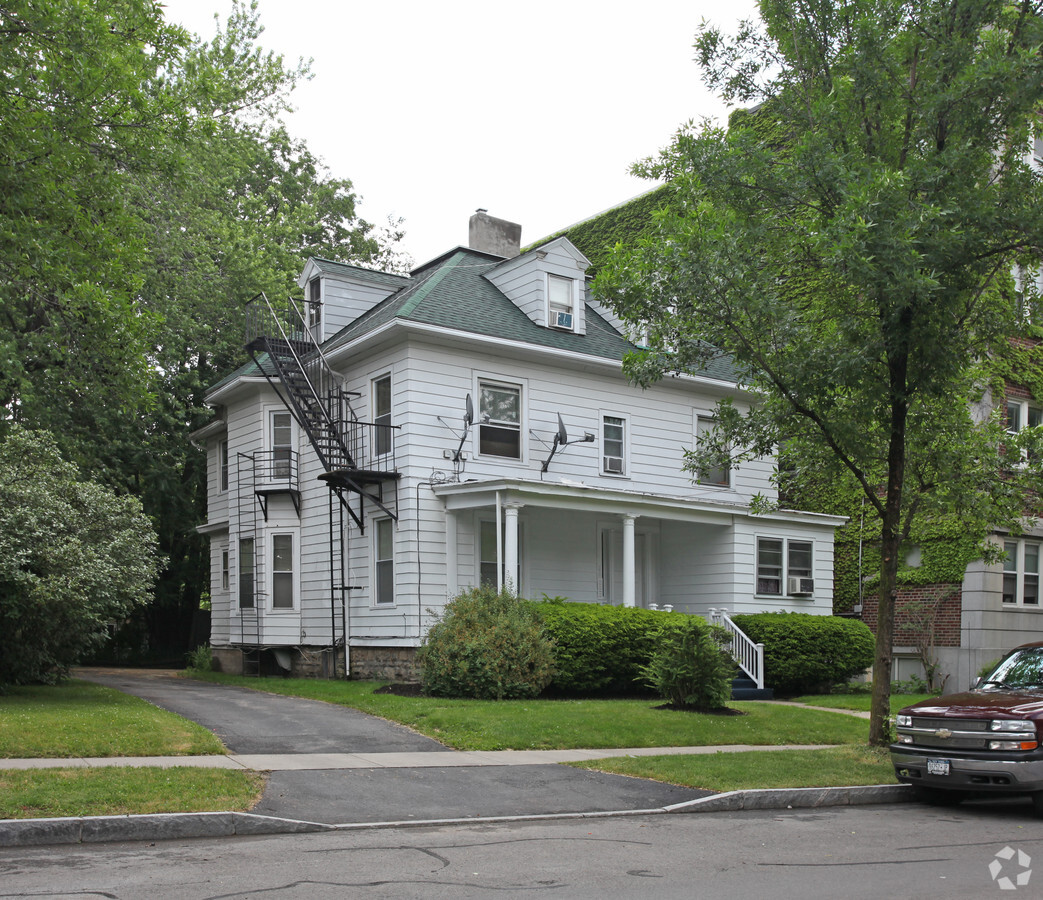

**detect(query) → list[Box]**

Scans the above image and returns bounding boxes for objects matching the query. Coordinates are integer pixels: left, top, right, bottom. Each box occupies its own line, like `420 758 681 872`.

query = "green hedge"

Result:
729 612 874 695
531 599 687 695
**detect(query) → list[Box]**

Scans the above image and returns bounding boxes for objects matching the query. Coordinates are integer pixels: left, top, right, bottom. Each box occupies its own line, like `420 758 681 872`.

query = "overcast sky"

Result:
163 0 761 267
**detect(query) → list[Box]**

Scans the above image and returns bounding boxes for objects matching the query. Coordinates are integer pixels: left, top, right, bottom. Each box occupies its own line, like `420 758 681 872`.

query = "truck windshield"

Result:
983 648 1043 690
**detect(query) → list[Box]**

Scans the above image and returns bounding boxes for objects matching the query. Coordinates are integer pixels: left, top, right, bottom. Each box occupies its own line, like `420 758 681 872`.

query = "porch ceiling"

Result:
431 477 845 528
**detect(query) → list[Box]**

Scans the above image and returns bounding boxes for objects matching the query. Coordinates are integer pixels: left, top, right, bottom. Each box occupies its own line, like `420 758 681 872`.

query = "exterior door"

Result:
600 528 648 607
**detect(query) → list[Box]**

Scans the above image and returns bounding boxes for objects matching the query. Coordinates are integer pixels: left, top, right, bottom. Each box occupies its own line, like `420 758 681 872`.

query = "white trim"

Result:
373 517 396 607
319 319 748 396
693 411 732 489
434 476 846 528
600 411 630 478
1002 537 1042 608
756 536 816 599
474 373 527 463
546 272 577 331
268 530 299 612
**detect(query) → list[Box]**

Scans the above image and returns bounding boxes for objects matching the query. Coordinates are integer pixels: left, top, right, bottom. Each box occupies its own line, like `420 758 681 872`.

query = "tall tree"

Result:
596 0 1043 743
0 1 403 657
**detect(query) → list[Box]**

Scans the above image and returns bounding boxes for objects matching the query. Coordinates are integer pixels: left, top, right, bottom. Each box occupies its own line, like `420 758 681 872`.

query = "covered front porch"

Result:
432 477 842 619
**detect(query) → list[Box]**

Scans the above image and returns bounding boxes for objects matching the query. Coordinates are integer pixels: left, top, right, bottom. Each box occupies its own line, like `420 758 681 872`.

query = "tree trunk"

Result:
869 343 909 746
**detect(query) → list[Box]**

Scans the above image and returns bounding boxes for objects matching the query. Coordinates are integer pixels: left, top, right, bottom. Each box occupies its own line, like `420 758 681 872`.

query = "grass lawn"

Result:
0 768 265 820
573 744 896 792
187 672 870 750
0 681 225 758
790 693 937 714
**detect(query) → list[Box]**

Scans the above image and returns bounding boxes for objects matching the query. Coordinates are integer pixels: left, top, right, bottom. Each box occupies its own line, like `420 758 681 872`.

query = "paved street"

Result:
2 800 1040 899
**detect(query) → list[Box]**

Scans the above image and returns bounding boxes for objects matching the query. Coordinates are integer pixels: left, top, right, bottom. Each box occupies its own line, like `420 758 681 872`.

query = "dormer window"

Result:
547 274 575 331
306 277 322 342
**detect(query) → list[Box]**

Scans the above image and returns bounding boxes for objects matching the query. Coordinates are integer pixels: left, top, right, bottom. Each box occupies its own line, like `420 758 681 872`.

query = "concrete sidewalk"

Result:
0 742 838 771
0 669 913 848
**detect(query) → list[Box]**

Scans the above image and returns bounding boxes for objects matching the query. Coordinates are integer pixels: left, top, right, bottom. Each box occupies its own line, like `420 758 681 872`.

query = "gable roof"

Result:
322 247 656 366
208 240 741 400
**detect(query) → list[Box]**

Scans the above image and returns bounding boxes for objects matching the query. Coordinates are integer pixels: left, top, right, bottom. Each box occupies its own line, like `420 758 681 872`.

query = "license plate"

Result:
927 759 950 776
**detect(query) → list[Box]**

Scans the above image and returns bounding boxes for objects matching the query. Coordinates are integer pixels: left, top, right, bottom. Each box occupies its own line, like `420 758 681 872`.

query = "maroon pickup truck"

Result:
891 642 1043 813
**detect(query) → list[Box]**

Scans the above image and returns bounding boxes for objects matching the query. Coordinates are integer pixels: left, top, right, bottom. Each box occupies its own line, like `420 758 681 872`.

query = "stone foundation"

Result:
349 646 419 682
211 644 414 681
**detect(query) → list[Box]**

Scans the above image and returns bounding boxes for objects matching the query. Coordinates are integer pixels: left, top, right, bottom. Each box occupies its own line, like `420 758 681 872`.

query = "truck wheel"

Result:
1031 793 1043 816
912 786 965 806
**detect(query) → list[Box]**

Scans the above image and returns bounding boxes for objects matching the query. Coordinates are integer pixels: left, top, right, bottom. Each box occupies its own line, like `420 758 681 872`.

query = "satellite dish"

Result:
556 413 568 447
464 393 473 427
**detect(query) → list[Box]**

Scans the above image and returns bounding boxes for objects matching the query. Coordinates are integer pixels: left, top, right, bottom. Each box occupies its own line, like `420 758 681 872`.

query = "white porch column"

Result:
504 503 521 593
622 514 636 608
445 509 458 598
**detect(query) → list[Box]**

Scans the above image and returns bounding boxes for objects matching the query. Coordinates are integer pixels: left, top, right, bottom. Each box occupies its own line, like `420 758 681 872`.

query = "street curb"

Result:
0 785 914 847
0 812 333 848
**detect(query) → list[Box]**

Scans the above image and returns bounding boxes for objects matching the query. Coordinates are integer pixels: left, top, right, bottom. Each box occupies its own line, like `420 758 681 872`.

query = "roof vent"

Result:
468 209 522 258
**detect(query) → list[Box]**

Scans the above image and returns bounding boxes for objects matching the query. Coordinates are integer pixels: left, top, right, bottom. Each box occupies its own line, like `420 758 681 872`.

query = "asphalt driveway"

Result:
77 669 711 824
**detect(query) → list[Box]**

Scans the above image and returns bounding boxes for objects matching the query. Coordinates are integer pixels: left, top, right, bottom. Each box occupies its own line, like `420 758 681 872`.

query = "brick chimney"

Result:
468 209 522 258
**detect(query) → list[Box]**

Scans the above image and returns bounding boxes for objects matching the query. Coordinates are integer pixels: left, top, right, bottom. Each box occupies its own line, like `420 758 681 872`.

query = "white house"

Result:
192 210 845 679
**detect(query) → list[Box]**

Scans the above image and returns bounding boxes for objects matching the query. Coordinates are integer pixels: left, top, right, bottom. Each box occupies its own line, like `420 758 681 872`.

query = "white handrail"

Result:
708 608 764 690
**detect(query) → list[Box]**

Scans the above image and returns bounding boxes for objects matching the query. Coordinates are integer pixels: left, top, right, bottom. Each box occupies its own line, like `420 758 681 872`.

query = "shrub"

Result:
640 618 735 710
532 598 686 695
185 644 213 673
418 586 555 699
0 427 160 687
729 612 874 695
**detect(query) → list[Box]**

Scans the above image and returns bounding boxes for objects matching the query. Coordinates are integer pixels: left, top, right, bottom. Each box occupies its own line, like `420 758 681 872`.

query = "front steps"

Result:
732 676 774 700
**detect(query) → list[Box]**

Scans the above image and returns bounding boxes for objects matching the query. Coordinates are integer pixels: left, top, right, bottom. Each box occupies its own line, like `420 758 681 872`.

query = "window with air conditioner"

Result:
602 414 627 476
547 274 575 331
757 537 814 596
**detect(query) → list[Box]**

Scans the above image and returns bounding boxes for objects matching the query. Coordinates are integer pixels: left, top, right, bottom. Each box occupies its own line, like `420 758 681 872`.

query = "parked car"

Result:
891 642 1043 813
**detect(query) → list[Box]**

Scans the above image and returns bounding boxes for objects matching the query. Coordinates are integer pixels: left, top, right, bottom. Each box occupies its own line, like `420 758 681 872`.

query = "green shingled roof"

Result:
322 247 708 370
209 244 740 398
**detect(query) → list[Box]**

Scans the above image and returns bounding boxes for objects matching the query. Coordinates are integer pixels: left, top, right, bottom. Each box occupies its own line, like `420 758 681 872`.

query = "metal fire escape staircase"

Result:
244 292 400 533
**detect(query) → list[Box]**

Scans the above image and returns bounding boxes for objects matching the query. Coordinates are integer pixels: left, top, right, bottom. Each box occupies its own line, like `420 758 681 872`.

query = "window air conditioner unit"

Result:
787 576 814 596
553 311 574 329
604 456 624 474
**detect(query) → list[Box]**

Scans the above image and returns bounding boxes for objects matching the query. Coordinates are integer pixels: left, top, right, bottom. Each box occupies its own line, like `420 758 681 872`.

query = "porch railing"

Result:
708 608 764 690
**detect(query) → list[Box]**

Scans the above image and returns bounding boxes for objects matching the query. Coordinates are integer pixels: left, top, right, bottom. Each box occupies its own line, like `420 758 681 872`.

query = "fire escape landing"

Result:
244 292 399 532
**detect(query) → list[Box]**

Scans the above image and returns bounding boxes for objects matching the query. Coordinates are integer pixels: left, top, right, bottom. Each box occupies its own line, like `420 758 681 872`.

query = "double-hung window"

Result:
218 440 229 492
547 274 575 330
1003 539 1040 606
373 374 392 457
307 277 322 342
375 519 395 605
271 411 293 479
602 414 626 475
220 547 230 593
479 381 522 459
695 416 730 487
238 538 255 608
271 534 295 609
757 538 814 596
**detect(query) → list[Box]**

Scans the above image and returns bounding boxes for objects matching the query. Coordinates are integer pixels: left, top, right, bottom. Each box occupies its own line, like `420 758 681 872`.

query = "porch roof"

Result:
431 477 846 529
